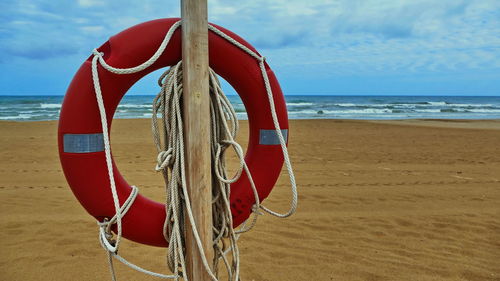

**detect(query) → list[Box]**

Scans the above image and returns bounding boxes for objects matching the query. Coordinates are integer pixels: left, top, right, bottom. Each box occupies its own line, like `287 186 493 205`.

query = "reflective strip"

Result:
259 129 288 145
63 133 104 153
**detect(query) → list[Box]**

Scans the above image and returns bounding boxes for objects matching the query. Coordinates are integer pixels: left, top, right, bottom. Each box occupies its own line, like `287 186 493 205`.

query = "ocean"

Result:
1 95 500 121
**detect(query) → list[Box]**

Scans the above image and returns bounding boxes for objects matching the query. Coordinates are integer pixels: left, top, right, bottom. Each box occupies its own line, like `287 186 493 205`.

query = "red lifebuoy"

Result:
58 18 288 247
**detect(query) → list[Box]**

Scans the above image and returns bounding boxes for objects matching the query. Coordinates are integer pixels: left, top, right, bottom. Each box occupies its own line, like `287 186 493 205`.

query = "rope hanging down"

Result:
90 20 298 281
152 62 246 280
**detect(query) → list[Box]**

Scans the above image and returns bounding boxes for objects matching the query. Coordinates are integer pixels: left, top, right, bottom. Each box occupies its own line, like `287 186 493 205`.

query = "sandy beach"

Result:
1 119 499 281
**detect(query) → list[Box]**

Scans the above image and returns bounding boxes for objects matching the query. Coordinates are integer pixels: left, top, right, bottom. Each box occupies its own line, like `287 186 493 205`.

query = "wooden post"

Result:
181 1 212 281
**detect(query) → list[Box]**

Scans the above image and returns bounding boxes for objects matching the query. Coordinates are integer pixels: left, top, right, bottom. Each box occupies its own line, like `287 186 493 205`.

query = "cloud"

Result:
252 30 307 49
16 1 64 20
0 0 499 95
3 40 79 60
77 0 104 8
257 0 500 77
326 0 468 38
80 25 105 34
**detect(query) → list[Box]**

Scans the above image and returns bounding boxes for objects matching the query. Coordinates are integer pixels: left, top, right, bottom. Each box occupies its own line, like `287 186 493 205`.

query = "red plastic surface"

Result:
58 18 288 247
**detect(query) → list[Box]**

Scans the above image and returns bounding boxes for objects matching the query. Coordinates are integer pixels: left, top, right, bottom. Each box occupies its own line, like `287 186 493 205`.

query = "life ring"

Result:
58 18 288 247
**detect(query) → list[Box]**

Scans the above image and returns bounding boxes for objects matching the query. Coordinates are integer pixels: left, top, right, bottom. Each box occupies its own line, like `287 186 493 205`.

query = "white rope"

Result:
97 185 138 252
91 53 125 254
208 24 298 218
92 21 182 75
90 19 298 281
152 62 242 281
90 21 185 280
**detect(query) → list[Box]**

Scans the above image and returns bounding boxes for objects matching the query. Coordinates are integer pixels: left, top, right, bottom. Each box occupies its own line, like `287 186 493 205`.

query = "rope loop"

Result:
96 185 139 253
99 219 118 253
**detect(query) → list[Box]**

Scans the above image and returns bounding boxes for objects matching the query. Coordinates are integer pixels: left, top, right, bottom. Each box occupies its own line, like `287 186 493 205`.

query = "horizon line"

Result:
1 94 500 97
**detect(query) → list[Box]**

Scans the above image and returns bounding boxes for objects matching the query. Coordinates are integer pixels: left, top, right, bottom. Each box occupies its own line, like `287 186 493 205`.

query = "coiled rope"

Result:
90 20 298 281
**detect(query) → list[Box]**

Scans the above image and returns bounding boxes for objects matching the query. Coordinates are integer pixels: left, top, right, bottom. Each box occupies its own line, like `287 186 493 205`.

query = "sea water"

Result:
1 95 500 121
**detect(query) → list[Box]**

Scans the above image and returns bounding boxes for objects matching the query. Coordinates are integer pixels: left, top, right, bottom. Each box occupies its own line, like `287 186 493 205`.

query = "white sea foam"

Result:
3 95 500 121
334 103 358 107
40 103 61 109
291 110 317 114
0 114 33 120
286 102 313 106
414 109 442 113
426 101 448 106
334 109 392 114
445 103 496 108
334 103 412 108
467 109 500 113
118 104 151 108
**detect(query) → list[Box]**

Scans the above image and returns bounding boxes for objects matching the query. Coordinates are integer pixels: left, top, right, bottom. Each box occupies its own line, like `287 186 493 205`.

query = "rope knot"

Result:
98 218 118 253
156 148 174 171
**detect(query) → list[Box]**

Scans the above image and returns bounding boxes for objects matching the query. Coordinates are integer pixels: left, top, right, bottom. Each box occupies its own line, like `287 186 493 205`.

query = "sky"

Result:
0 0 499 96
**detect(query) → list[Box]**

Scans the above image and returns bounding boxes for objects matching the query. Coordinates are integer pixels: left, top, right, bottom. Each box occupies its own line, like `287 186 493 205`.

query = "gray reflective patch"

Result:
259 129 288 145
63 133 104 153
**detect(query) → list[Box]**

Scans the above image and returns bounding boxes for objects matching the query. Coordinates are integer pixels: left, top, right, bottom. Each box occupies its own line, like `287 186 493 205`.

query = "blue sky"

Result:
0 0 499 96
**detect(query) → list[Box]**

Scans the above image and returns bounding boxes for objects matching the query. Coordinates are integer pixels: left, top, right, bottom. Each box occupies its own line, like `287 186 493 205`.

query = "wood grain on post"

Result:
181 0 213 281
